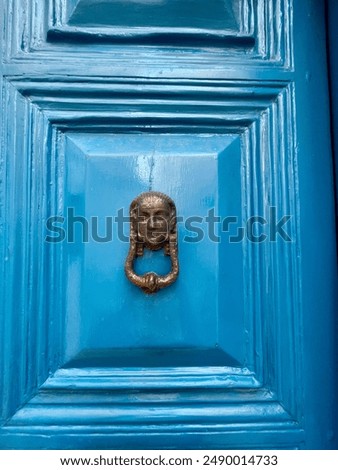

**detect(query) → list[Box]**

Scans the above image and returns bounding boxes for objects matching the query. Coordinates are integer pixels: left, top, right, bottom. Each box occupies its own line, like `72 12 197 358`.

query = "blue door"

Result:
0 0 337 449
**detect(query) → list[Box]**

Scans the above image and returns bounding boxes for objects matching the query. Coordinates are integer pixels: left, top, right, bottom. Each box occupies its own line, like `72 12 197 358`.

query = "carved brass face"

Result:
136 193 171 249
125 192 179 294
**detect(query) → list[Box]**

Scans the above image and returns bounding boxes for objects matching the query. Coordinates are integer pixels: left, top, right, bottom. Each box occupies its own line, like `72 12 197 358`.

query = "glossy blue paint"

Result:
68 0 240 29
326 0 338 449
0 0 337 450
328 0 338 203
64 133 242 358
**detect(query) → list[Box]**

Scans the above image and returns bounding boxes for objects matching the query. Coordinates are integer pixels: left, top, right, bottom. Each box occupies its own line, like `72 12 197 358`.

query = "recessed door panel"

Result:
63 133 244 366
67 0 242 30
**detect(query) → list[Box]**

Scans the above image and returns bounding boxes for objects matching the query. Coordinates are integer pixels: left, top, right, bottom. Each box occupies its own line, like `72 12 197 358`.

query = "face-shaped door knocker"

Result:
125 192 179 294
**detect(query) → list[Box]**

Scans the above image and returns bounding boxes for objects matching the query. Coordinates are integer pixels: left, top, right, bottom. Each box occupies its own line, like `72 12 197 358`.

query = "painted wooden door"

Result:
0 0 337 449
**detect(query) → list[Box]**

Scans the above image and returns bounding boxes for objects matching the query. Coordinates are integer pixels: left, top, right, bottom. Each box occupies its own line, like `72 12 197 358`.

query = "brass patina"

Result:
125 191 179 294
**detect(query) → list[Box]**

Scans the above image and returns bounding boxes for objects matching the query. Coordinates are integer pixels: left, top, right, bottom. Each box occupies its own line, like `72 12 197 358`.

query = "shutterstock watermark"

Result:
45 206 293 244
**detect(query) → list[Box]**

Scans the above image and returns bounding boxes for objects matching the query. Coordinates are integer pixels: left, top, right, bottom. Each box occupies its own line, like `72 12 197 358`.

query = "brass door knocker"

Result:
125 191 179 294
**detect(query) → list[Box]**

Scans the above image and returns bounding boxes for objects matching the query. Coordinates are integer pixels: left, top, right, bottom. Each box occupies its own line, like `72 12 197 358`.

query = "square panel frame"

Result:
0 77 303 448
2 0 293 69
